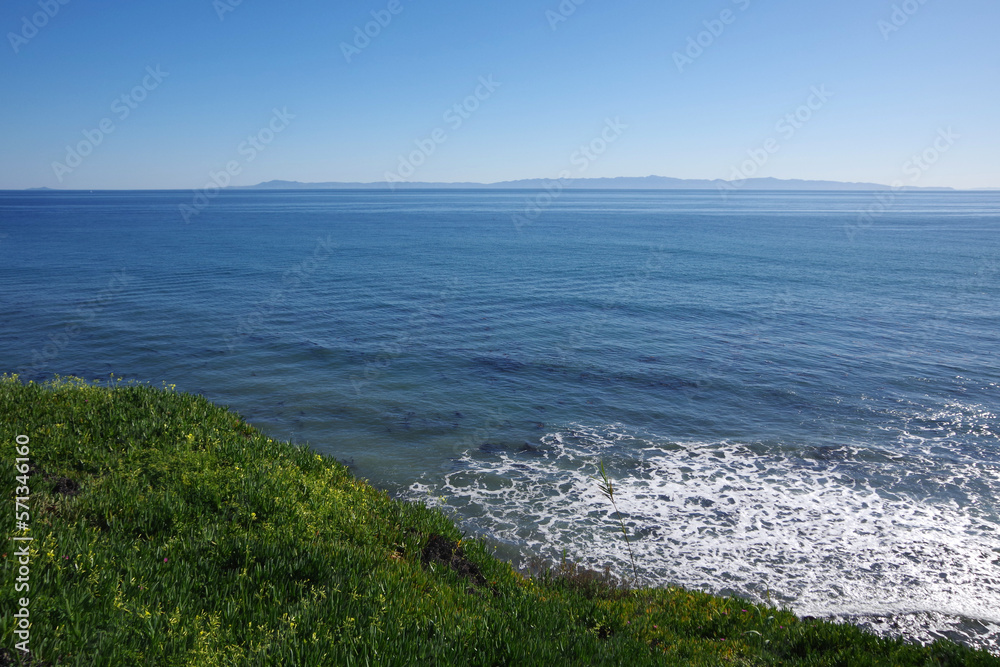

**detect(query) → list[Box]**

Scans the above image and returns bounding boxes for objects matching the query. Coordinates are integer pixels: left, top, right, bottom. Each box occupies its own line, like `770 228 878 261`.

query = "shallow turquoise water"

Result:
2 189 998 651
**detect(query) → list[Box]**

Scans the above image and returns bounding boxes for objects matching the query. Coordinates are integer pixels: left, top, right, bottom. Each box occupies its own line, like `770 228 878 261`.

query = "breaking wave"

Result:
408 422 1000 653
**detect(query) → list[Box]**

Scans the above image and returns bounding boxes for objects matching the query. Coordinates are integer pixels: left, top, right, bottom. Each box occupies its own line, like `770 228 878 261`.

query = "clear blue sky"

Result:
1 0 997 189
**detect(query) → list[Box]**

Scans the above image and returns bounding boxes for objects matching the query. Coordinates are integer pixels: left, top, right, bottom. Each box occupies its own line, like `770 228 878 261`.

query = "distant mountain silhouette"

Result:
236 176 955 191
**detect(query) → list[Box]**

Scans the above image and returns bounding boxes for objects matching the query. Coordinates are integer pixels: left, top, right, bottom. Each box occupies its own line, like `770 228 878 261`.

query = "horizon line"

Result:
11 174 1000 192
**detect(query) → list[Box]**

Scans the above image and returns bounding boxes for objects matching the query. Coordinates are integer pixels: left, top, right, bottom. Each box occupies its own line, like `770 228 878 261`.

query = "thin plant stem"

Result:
594 459 638 583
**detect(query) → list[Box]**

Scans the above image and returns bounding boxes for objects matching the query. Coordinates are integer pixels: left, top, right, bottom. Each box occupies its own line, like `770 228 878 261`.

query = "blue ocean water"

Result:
2 189 998 651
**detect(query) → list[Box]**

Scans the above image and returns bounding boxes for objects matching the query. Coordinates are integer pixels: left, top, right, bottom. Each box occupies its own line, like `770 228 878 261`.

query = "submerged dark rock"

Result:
479 441 546 457
519 442 544 456
479 442 507 455
473 356 526 373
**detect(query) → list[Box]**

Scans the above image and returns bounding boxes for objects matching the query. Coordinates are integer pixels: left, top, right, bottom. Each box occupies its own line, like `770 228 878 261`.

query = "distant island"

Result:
22 177 1000 191
233 176 958 191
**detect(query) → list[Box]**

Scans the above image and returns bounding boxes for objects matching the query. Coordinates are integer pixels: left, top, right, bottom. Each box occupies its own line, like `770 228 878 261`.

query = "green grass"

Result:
1 375 997 666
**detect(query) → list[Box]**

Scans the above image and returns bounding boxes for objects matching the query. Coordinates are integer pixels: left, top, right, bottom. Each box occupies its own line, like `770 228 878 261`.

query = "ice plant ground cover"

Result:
1 375 997 666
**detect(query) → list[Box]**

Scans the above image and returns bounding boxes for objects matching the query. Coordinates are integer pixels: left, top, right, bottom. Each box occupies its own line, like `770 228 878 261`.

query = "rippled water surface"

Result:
2 189 998 652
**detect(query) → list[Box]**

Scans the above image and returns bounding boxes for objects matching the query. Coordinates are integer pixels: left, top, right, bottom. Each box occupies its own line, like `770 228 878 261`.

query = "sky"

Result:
1 0 998 190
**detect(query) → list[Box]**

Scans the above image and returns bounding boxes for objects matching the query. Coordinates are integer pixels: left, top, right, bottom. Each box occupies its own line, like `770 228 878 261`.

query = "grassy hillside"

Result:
1 376 997 666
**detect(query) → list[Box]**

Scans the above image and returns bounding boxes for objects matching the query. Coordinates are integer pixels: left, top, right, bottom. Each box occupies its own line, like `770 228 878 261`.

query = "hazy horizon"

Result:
8 174 998 192
2 1 998 190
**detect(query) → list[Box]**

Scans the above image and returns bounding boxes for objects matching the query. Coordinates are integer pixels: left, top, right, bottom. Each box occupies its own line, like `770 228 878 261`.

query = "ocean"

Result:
2 189 998 652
